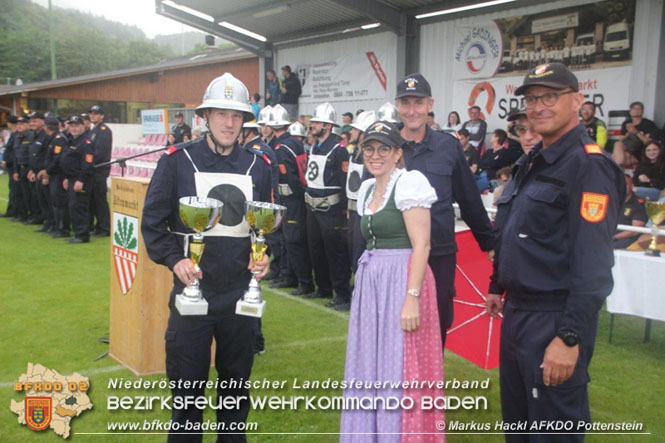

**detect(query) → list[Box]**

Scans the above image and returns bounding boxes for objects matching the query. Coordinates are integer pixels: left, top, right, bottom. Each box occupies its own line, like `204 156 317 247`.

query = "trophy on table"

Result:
236 201 287 317
176 196 224 315
644 199 665 257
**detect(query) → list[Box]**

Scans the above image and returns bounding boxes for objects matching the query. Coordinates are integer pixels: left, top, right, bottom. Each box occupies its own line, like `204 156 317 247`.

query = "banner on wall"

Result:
296 51 388 105
451 65 632 131
140 109 169 135
453 22 504 80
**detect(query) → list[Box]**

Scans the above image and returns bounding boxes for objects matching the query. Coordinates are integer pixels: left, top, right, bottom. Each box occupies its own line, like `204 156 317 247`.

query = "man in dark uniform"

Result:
269 104 314 296
172 111 191 144
1 115 19 218
89 105 112 237
43 116 71 238
80 113 92 136
141 73 272 442
60 115 95 244
27 112 53 232
486 63 625 442
304 102 352 311
13 116 35 223
613 174 647 249
396 73 495 348
345 110 375 272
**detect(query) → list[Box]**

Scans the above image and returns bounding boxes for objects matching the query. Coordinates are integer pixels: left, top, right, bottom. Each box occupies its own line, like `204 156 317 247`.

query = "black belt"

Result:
506 292 568 311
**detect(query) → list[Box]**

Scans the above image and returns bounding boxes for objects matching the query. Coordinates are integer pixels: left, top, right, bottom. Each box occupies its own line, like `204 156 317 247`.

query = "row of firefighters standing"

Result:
252 102 403 312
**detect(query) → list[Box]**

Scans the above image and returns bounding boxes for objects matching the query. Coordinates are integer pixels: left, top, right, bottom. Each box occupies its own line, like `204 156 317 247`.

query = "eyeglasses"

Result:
361 145 393 157
524 90 575 108
514 125 536 136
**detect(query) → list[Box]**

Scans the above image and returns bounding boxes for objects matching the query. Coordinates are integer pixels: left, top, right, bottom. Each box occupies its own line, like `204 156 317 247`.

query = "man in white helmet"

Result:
345 110 376 272
257 105 276 149
141 72 273 442
304 102 352 311
268 105 314 296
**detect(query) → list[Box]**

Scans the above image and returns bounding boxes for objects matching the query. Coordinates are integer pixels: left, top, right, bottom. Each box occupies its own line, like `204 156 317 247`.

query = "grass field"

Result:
0 172 663 442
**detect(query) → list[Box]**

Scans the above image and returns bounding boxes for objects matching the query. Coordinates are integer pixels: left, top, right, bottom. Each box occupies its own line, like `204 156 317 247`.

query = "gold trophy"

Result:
644 199 665 257
176 196 224 315
236 201 287 317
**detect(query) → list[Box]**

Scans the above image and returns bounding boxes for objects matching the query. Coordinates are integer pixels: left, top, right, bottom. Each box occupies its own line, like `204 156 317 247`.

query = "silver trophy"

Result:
236 201 287 317
176 196 223 315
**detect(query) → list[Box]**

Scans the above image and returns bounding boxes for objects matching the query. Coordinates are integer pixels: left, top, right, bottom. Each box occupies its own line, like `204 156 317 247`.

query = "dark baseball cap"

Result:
45 116 59 127
342 112 353 119
506 107 527 122
515 63 579 96
396 73 431 99
174 111 184 117
7 115 18 124
361 120 405 148
17 116 28 123
67 115 84 124
28 111 44 119
89 105 104 114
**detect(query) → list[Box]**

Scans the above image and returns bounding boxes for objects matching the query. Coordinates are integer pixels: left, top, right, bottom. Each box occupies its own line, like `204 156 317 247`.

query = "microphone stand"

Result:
94 144 171 176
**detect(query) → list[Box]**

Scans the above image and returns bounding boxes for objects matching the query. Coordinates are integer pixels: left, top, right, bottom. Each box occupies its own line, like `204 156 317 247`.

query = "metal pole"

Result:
48 0 57 80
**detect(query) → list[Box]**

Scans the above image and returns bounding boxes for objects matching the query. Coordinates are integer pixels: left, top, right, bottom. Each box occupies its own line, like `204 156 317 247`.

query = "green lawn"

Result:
0 173 662 442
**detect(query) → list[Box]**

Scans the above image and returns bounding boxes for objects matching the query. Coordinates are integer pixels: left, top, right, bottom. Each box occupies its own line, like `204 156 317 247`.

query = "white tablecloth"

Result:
606 250 665 322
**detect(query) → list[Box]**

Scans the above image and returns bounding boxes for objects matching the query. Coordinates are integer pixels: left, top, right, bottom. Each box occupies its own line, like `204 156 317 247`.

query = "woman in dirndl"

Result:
340 120 445 442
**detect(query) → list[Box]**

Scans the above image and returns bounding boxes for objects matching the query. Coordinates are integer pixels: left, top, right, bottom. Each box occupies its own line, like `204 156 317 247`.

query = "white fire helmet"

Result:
288 121 307 137
195 72 254 122
268 104 291 127
309 102 338 126
377 102 400 123
350 110 377 132
243 120 261 129
257 105 273 125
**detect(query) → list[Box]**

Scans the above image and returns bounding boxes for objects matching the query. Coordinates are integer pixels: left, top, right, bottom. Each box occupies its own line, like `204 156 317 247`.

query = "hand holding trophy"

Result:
176 196 224 315
236 201 287 317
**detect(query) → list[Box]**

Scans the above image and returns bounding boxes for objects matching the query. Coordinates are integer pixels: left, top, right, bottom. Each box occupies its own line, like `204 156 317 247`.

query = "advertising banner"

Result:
140 109 169 135
296 51 388 105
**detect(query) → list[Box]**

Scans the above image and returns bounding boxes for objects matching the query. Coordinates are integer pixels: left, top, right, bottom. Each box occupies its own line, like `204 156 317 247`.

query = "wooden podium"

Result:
108 177 172 375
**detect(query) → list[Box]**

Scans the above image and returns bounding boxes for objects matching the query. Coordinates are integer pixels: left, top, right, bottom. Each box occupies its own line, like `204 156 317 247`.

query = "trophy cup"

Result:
236 201 287 317
644 199 665 257
176 196 224 315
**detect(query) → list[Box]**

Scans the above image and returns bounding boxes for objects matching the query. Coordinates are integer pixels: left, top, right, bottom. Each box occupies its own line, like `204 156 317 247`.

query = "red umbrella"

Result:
445 229 502 370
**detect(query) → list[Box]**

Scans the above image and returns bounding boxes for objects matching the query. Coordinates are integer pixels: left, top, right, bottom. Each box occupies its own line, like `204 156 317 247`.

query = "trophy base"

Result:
645 248 661 257
175 293 209 315
235 299 266 318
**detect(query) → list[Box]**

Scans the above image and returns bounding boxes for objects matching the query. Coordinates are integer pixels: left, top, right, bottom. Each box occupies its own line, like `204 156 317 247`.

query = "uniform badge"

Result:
85 154 94 163
534 64 549 75
54 146 61 154
279 163 287 175
584 144 602 155
224 84 234 100
101 125 106 130
341 161 349 173
580 192 609 223
25 397 52 431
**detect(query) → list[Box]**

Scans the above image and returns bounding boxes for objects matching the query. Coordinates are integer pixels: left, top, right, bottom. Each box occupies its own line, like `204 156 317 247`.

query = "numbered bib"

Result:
194 172 252 238
345 160 365 200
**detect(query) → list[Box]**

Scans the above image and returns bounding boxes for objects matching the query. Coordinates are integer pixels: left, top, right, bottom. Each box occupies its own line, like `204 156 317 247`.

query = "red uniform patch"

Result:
54 146 61 154
580 192 609 223
584 144 603 155
85 154 94 163
341 161 349 173
166 146 178 156
25 397 52 431
279 163 287 174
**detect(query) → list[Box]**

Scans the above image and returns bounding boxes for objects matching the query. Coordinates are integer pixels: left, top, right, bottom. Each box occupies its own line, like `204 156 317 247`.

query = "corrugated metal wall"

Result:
276 31 398 118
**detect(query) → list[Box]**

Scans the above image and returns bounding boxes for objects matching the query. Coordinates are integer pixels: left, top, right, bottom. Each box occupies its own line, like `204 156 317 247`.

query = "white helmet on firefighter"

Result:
309 102 338 126
377 102 400 124
332 125 342 137
268 104 291 128
257 105 273 125
288 121 307 137
350 110 376 132
195 72 254 122
243 120 261 129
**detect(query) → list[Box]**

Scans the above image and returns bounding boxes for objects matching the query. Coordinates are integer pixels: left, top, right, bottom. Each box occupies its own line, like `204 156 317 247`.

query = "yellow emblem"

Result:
584 144 602 155
580 192 608 223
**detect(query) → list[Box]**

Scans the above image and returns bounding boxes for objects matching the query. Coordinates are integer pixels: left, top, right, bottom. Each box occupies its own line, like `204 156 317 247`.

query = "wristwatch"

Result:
557 331 580 347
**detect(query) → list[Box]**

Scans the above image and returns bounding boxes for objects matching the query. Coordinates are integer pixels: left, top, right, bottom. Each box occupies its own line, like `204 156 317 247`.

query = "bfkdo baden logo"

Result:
11 363 92 438
113 212 139 295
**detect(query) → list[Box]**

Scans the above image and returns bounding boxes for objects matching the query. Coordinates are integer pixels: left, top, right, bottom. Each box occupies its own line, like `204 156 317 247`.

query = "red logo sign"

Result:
25 397 52 431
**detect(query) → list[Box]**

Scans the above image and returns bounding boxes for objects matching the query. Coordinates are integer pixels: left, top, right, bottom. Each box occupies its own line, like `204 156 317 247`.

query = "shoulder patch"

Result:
584 144 602 155
262 154 272 166
101 125 107 130
54 145 62 154
166 146 179 156
85 154 94 163
341 161 349 173
251 144 264 154
580 192 608 223
637 198 644 204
